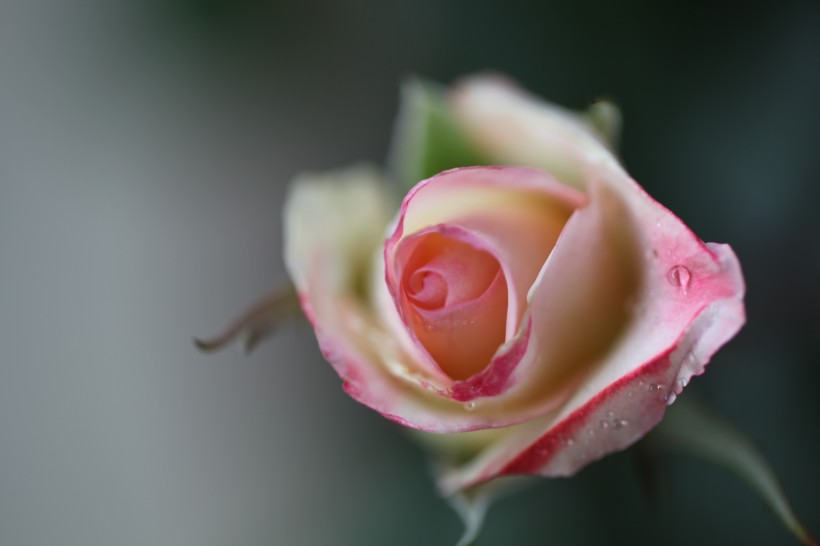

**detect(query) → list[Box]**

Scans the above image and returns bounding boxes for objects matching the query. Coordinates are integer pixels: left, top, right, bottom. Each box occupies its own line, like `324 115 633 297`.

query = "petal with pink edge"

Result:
382 167 593 405
284 166 569 432
438 217 745 492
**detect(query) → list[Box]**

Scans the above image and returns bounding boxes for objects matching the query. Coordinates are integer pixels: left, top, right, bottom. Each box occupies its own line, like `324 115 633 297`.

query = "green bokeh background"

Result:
1 0 817 545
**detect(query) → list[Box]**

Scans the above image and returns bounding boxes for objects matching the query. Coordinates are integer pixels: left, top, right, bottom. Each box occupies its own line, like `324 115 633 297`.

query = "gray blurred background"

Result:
0 0 818 545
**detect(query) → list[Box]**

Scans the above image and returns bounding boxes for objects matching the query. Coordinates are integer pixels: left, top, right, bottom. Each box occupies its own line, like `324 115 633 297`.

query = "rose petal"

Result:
438 192 746 492
397 230 508 380
399 231 501 308
284 167 456 428
284 165 393 301
450 179 641 405
450 74 613 188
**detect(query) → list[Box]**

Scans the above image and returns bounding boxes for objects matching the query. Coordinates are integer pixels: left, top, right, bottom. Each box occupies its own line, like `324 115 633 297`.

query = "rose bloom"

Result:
284 75 745 494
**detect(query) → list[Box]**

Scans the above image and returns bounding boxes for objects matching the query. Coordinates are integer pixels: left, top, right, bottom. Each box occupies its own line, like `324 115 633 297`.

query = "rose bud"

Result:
282 76 745 494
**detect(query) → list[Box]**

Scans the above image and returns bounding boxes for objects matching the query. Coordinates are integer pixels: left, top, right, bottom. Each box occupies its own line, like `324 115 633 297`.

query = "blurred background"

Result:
1 0 818 544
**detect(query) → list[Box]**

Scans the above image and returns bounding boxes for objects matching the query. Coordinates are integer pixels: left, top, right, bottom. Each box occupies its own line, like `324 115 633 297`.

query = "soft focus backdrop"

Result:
1 1 818 545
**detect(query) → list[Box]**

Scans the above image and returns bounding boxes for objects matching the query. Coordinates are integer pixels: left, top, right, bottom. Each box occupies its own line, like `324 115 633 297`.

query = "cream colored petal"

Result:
449 74 615 188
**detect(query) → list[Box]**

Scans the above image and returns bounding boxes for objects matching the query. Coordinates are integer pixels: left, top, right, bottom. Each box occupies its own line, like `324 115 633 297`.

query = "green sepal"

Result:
387 78 488 194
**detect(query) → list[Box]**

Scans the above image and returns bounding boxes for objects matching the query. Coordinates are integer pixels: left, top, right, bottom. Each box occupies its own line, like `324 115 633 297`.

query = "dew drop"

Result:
566 438 575 446
600 420 610 429
463 401 476 411
615 419 629 429
664 392 677 405
649 383 662 392
667 265 692 293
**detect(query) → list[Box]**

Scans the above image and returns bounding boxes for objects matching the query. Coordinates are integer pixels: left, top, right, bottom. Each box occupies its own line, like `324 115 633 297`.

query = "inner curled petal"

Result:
398 231 508 381
406 270 447 309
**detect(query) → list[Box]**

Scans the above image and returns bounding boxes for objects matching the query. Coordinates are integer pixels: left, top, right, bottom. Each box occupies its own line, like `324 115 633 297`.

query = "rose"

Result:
283 75 745 494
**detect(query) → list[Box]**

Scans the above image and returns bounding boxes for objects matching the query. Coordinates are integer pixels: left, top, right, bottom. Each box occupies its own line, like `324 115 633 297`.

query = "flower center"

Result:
399 232 508 380
406 270 448 310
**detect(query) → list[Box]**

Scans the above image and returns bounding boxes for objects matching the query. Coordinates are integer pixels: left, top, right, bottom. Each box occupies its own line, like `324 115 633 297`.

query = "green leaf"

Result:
388 78 487 193
649 396 817 546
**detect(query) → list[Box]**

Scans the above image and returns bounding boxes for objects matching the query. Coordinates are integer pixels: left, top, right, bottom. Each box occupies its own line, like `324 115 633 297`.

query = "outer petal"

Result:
283 167 448 428
284 165 393 300
439 204 745 493
449 74 614 189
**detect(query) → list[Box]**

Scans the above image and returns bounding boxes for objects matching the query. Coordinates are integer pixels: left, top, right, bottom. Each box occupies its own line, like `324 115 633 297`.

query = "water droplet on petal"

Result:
649 383 662 392
600 420 610 429
667 265 692 293
463 401 476 411
566 438 575 446
615 419 629 429
664 392 677 405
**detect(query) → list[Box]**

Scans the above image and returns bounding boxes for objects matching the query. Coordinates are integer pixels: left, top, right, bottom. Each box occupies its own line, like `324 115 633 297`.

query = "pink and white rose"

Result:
283 75 745 494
